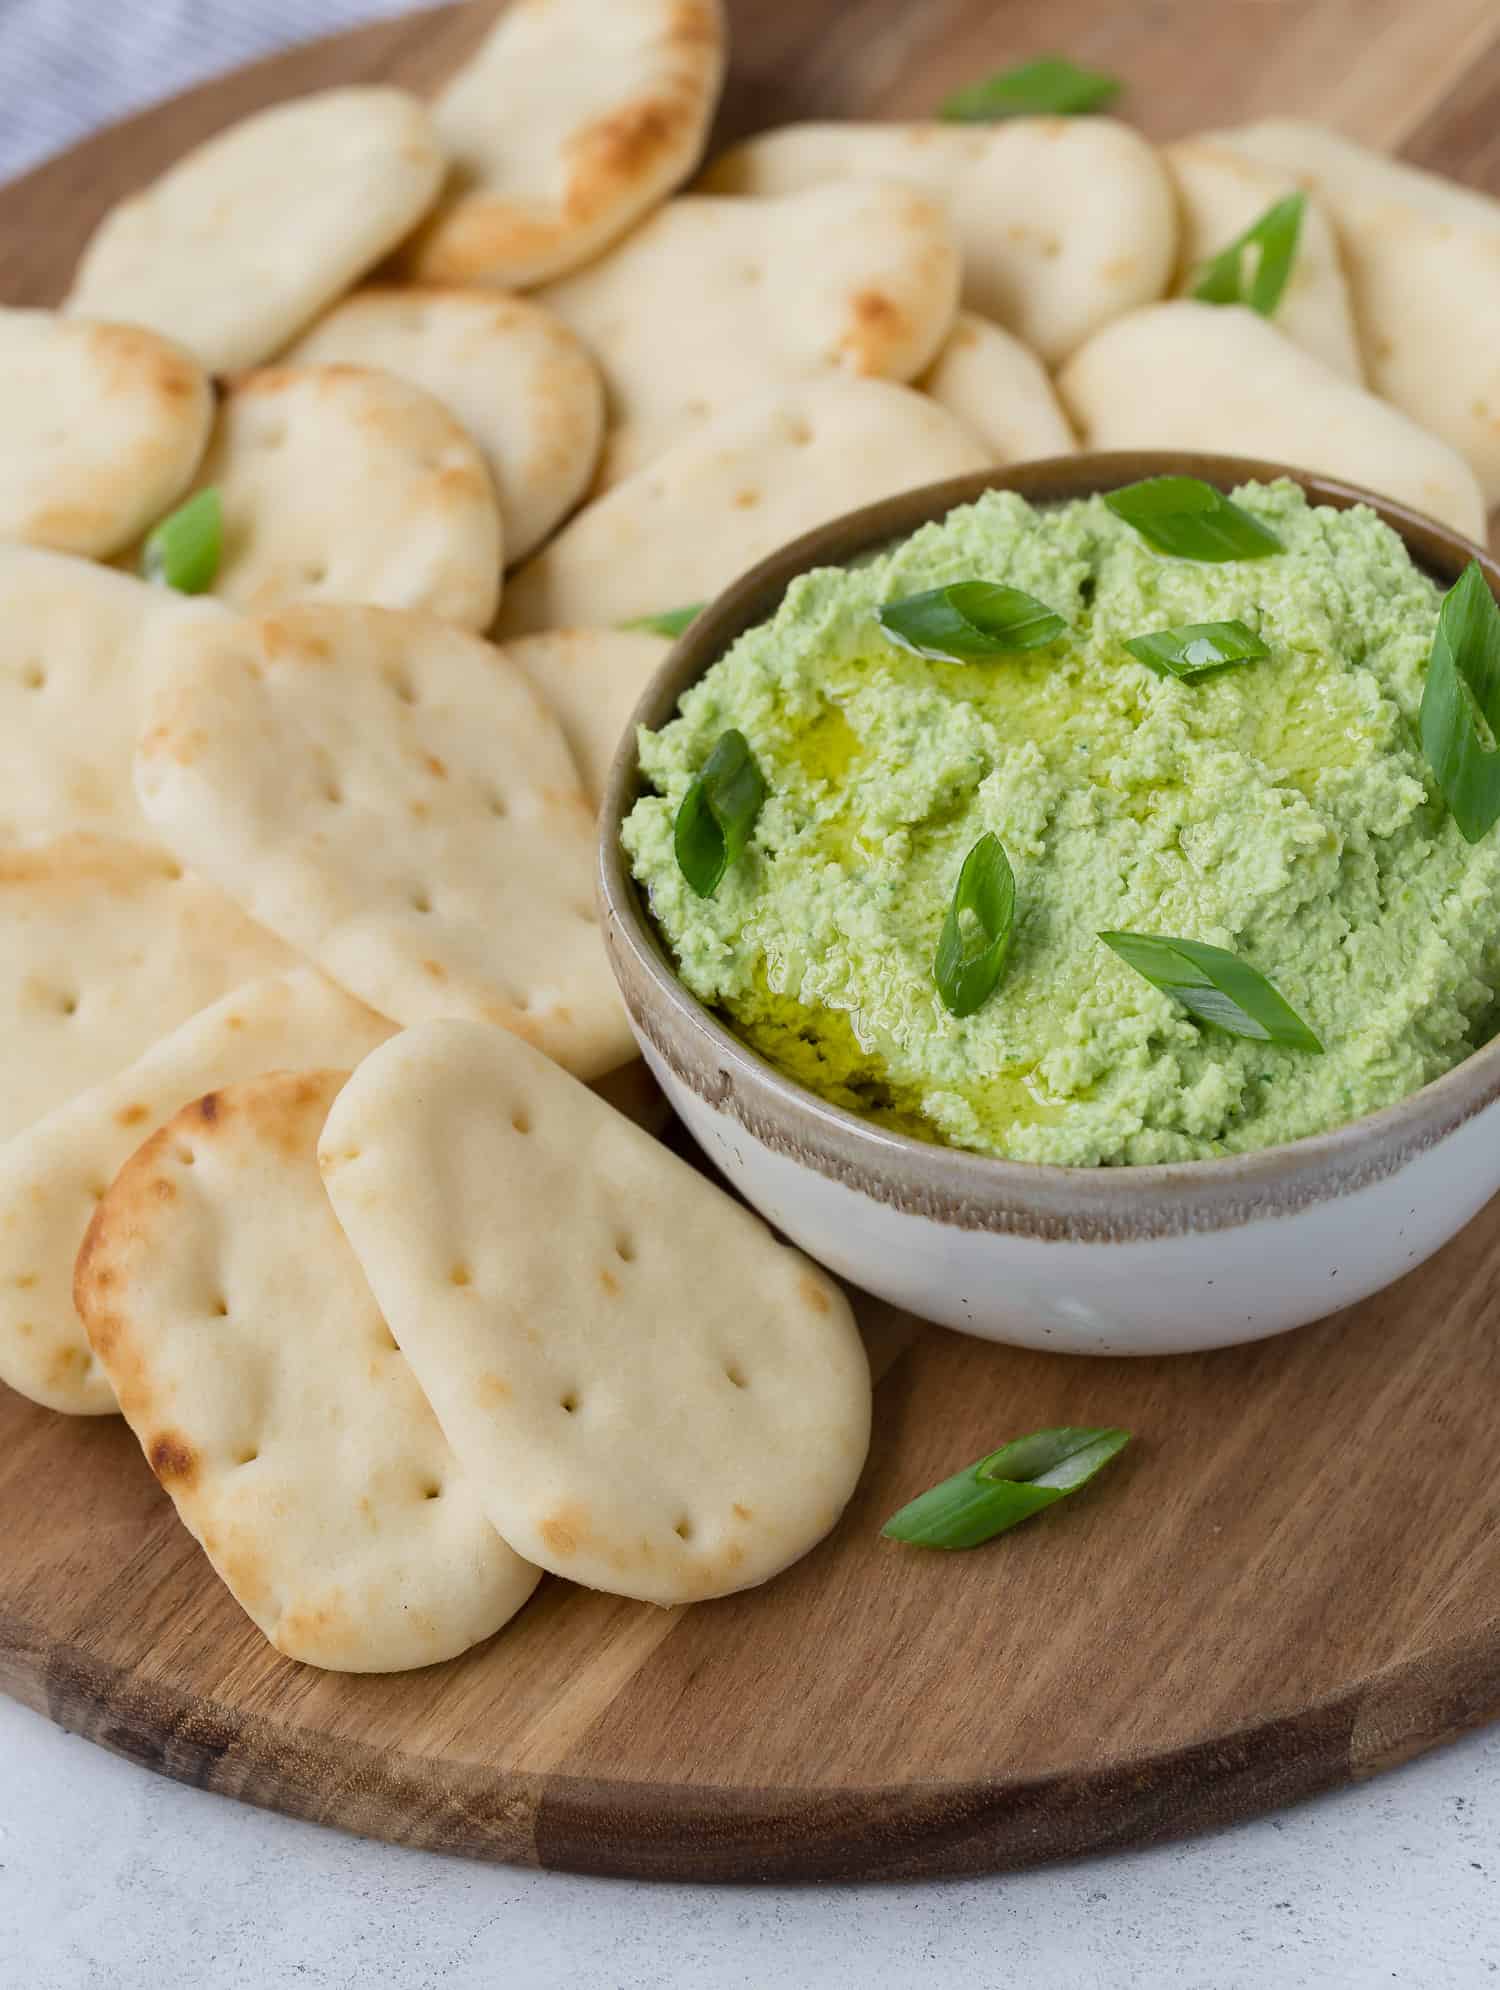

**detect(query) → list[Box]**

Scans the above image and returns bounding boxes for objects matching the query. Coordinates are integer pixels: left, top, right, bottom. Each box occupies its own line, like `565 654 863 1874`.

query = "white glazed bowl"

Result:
599 453 1500 1355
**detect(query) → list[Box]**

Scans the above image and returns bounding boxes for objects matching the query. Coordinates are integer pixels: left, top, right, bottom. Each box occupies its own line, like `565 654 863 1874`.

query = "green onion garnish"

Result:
940 55 1121 123
1191 192 1306 319
1099 931 1323 1051
673 728 766 899
1103 476 1283 562
883 1426 1131 1549
623 604 703 639
934 832 1015 1019
1125 619 1271 681
1419 561 1500 845
141 487 221 595
878 582 1067 663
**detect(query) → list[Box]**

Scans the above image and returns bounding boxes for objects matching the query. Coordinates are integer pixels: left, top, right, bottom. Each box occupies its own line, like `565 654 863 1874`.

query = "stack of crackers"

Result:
1 0 1496 1670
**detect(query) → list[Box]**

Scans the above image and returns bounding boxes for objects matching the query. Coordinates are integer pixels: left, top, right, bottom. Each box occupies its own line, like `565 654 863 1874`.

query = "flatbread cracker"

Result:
1203 119 1500 504
283 288 604 566
918 312 1076 465
135 602 633 1080
0 834 293 1144
506 629 669 807
76 1070 537 1671
703 119 1177 365
319 1021 872 1605
177 365 502 629
401 0 726 289
0 545 210 845
0 310 212 558
66 87 444 374
495 378 988 636
540 182 961 485
1057 301 1486 542
0 970 391 1416
1165 140 1363 382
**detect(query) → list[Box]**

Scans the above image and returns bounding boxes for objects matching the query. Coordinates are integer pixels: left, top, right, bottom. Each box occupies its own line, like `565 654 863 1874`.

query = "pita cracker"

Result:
175 365 501 629
0 970 391 1417
76 1070 537 1671
66 88 444 374
1164 140 1363 382
0 311 212 558
918 312 1076 464
506 629 669 806
540 181 961 485
1057 301 1486 542
0 546 212 845
401 0 726 289
135 602 633 1080
703 119 1176 365
0 835 294 1144
283 288 604 566
495 378 988 636
1202 120 1500 504
319 1020 871 1606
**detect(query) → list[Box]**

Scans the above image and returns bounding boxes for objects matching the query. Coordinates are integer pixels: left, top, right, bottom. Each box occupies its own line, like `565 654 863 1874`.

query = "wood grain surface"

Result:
1 0 1499 1884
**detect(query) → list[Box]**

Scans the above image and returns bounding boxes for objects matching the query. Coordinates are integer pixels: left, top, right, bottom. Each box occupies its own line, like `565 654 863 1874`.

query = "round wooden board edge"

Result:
5 1603 1497 1882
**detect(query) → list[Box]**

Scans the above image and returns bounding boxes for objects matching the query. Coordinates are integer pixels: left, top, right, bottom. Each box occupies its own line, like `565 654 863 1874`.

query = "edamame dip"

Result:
622 480 1500 1166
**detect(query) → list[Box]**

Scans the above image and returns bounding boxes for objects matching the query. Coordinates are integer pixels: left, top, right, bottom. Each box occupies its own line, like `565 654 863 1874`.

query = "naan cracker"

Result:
540 182 961 484
0 835 293 1144
918 312 1076 465
176 365 502 629
284 288 604 565
703 118 1177 365
76 1070 537 1670
0 970 391 1416
1057 301 1486 541
401 0 726 289
495 378 988 636
0 546 209 845
1165 140 1363 382
1203 119 1500 505
320 1021 872 1605
506 629 669 807
135 603 632 1079
0 310 212 558
66 88 444 374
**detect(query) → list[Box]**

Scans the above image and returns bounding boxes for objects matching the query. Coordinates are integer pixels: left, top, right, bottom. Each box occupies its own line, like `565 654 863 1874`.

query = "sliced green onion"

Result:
883 1426 1131 1549
1419 561 1500 844
1099 931 1323 1051
934 832 1015 1019
1103 476 1282 562
623 604 703 639
1191 192 1306 319
940 55 1121 122
1125 618 1271 681
141 487 221 594
673 728 766 899
879 582 1067 663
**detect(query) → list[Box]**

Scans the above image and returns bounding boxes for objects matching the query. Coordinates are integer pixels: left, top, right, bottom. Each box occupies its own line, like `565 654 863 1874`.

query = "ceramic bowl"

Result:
599 452 1500 1355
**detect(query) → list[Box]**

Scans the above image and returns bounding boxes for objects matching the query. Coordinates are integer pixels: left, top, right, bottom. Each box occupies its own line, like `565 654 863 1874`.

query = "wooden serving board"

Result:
1 0 1499 1886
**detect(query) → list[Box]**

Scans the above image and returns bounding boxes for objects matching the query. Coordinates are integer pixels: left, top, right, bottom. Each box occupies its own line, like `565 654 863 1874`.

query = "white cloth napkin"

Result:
0 0 435 184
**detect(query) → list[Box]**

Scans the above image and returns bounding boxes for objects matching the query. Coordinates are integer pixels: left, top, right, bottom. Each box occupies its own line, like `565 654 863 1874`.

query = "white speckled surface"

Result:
2 1698 1499 1986
2 6 1499 1981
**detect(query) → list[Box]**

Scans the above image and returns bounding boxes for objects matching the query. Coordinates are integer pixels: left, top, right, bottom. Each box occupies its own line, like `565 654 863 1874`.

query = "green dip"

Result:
621 481 1500 1166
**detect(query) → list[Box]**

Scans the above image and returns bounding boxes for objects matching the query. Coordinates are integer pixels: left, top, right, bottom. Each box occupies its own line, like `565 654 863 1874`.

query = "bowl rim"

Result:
598 450 1500 1240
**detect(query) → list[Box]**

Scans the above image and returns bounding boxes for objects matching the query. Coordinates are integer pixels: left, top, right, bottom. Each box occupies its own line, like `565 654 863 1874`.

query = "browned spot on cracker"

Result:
599 1267 621 1297
800 1273 832 1315
197 1092 220 1124
114 1102 151 1129
732 1503 753 1522
423 753 449 780
540 1503 589 1558
151 1177 176 1203
477 1371 510 1406
422 958 448 982
147 1430 199 1487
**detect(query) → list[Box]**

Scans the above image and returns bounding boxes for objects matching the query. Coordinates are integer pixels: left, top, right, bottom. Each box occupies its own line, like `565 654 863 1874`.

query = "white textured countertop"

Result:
3 7 1500 1982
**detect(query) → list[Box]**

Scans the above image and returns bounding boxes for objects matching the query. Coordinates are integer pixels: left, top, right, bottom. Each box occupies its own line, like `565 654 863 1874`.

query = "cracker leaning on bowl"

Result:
76 1069 538 1671
320 1021 873 1607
